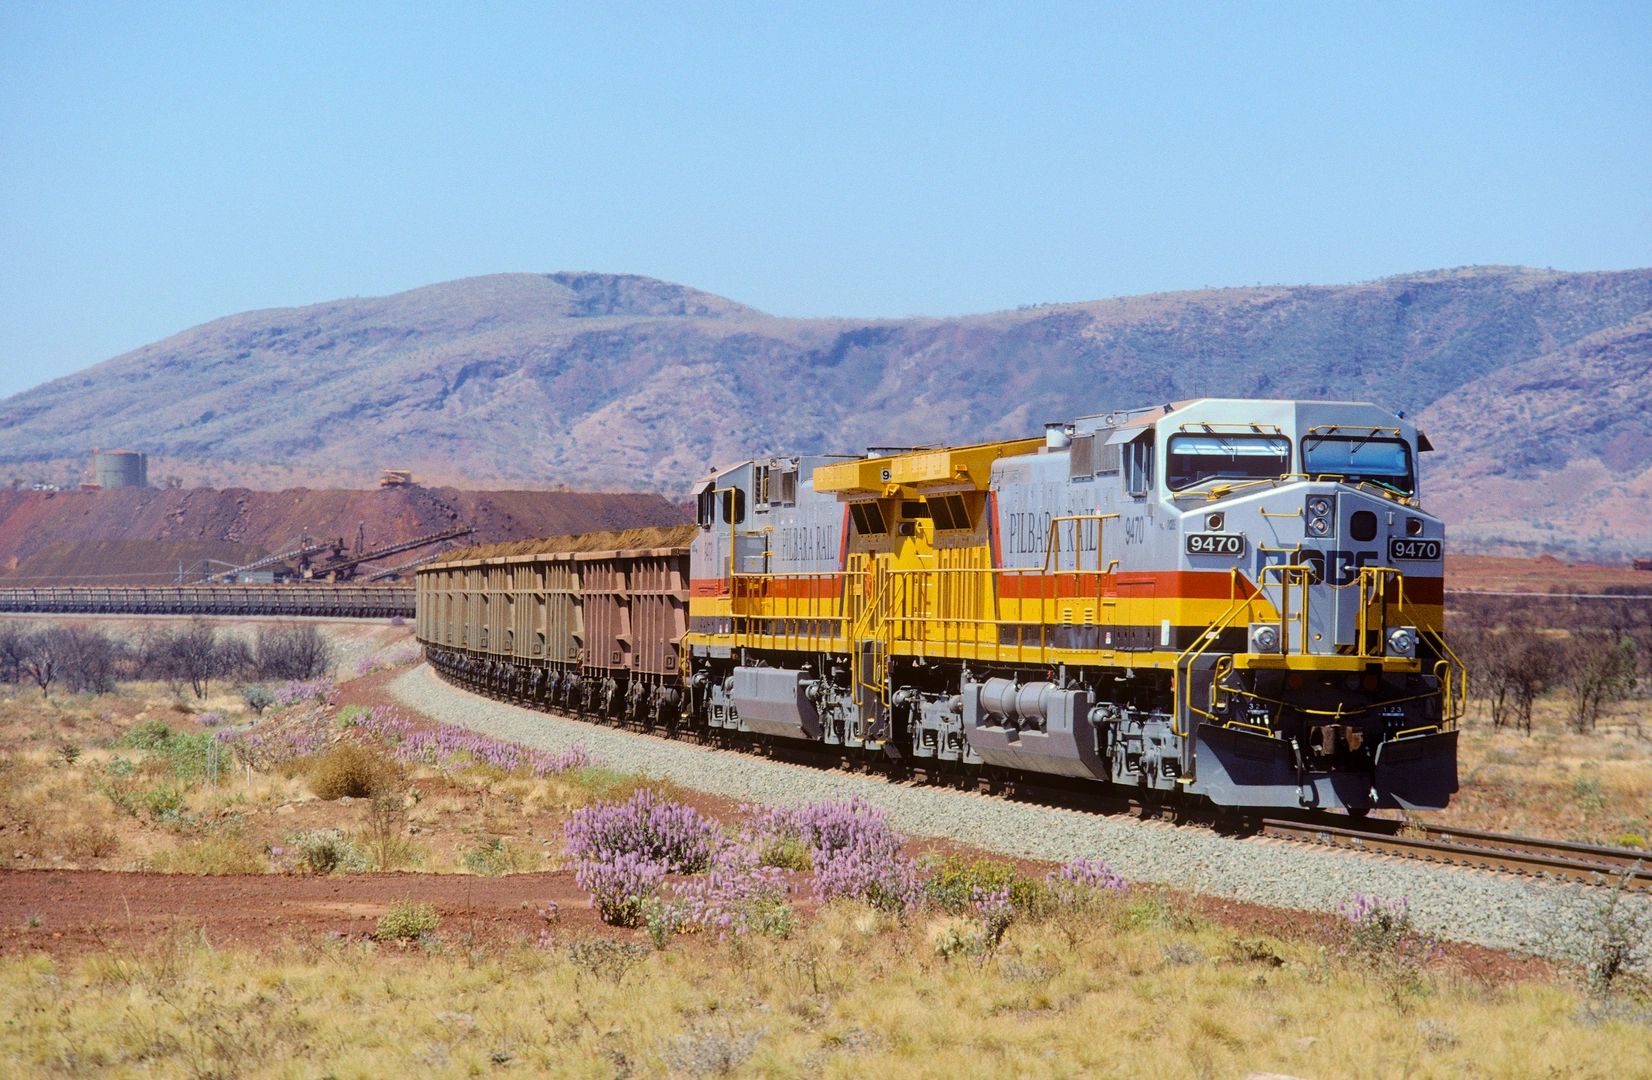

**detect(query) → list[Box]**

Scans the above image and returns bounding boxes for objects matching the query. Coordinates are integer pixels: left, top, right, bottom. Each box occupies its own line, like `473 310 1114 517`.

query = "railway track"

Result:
1260 817 1652 891
431 657 1652 893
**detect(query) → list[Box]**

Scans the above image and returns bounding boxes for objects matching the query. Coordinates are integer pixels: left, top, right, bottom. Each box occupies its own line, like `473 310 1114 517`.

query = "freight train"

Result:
417 399 1464 812
0 583 412 619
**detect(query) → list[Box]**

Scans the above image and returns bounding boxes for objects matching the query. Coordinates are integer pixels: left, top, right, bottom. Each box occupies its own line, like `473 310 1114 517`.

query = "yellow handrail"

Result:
1171 568 1258 736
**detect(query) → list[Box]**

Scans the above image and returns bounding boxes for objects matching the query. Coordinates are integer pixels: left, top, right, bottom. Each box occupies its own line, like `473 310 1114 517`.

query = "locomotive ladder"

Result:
849 557 892 729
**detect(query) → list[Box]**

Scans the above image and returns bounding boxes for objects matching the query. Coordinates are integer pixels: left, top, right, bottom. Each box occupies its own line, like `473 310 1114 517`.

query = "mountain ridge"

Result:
3 266 1649 557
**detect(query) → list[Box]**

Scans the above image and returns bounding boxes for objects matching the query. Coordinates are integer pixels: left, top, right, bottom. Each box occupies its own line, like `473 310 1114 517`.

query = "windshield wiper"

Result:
1348 428 1383 455
1361 477 1410 497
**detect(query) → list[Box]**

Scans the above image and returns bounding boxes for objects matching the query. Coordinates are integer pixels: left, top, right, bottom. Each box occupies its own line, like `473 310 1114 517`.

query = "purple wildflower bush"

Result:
743 797 925 913
972 885 1015 951
235 724 327 768
1046 856 1127 900
356 704 591 777
740 797 899 862
1334 892 1444 1007
567 794 911 932
565 789 722 873
809 831 925 913
574 851 669 927
565 792 1134 937
349 642 423 679
665 854 791 937
563 790 726 929
1336 893 1443 963
271 679 338 709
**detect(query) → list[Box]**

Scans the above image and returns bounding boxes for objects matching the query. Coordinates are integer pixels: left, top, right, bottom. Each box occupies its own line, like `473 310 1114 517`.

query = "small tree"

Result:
1507 632 1561 736
56 625 123 695
1564 633 1638 733
168 619 247 699
242 684 275 716
253 623 334 680
0 622 31 684
21 630 59 698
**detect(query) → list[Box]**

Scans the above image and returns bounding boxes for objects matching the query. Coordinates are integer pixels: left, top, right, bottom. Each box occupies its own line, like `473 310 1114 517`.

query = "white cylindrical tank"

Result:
92 450 148 488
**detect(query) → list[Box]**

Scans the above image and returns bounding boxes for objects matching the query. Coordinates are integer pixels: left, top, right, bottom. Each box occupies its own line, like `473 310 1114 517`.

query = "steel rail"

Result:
1259 818 1651 891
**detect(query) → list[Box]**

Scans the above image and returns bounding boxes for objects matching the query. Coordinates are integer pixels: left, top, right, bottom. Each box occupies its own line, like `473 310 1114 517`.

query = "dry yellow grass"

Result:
0 674 678 878
1 903 1647 1078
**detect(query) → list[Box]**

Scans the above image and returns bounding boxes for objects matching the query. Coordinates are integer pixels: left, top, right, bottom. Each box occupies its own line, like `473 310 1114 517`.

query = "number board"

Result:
1185 532 1244 556
1388 538 1441 561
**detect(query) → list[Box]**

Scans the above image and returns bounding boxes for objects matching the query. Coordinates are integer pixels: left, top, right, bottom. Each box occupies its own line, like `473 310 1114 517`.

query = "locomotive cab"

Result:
1126 400 1459 811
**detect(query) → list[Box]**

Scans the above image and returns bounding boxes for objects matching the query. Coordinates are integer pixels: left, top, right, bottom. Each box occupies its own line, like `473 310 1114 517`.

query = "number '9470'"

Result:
1186 533 1244 556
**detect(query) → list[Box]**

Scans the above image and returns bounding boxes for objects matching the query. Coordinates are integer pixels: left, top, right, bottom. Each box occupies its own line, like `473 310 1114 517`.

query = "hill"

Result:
2 267 1650 557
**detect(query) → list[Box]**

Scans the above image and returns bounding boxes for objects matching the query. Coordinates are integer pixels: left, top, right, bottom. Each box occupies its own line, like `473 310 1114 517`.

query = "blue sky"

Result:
2 1 1648 398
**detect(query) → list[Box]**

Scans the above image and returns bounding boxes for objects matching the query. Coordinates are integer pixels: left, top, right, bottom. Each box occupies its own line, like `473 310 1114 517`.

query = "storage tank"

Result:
91 449 147 489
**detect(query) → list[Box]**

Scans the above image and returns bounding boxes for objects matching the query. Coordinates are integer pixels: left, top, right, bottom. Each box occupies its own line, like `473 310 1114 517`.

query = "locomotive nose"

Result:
1250 484 1440 658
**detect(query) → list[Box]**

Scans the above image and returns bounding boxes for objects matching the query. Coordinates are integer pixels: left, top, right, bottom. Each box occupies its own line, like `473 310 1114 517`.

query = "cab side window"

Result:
1124 438 1155 497
721 488 746 525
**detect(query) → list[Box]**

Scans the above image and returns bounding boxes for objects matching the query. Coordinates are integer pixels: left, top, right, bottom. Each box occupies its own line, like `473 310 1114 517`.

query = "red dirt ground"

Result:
0 869 593 957
1449 554 1652 593
0 866 1556 989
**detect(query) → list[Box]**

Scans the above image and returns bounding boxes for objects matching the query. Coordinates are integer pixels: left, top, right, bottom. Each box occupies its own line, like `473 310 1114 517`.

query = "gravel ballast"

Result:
391 663 1651 964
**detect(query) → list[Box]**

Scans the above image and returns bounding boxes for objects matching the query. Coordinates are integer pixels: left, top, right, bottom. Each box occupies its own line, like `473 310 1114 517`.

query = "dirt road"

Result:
0 869 589 957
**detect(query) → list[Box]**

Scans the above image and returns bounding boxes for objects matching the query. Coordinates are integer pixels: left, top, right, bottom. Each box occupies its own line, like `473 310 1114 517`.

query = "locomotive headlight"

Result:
1206 512 1224 531
1386 627 1417 658
1250 624 1281 653
1305 494 1334 538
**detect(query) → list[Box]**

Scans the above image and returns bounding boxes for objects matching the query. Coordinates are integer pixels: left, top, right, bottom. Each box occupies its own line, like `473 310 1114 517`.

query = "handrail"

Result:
1041 513 1119 576
1171 567 1258 736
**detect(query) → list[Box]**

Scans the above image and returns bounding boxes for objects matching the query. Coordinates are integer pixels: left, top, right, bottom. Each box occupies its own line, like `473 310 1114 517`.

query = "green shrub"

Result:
748 897 795 939
922 855 1048 914
1571 776 1607 812
141 785 186 820
241 684 275 716
290 829 369 874
461 837 529 876
120 719 176 751
307 743 394 800
757 835 813 872
375 900 439 941
118 721 210 782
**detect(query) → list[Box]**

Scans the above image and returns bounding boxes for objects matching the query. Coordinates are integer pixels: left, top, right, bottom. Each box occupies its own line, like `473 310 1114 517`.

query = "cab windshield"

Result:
1303 435 1414 495
1166 434 1291 490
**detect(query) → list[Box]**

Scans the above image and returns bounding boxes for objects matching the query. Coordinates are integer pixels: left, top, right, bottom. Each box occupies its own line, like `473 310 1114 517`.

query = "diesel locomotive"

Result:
417 398 1463 812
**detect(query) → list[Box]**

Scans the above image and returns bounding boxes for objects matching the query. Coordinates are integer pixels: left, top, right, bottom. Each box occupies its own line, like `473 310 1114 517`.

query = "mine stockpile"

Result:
0 484 686 586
